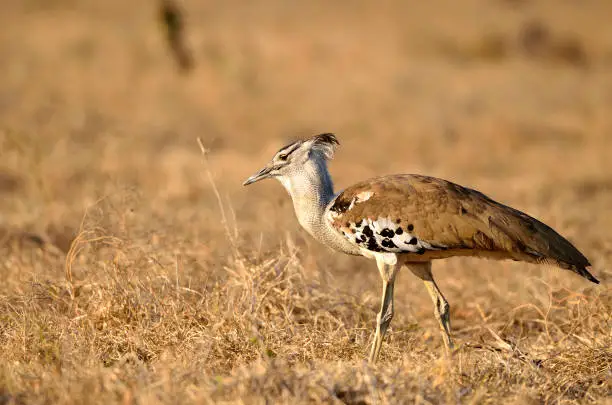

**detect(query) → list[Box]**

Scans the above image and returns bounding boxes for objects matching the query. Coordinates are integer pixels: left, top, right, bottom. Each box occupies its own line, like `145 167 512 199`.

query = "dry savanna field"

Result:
0 0 611 403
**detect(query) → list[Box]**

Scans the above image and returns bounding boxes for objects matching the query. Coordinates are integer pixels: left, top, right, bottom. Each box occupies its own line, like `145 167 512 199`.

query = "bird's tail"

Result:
488 207 599 284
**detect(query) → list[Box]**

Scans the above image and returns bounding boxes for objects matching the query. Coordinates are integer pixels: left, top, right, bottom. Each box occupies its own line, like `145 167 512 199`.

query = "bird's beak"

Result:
243 166 273 186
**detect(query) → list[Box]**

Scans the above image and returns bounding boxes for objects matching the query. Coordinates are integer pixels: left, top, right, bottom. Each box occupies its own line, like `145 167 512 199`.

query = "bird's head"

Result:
243 133 339 186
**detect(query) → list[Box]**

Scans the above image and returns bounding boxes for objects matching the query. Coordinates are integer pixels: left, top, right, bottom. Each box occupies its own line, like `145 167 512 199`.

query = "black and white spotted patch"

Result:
338 217 447 254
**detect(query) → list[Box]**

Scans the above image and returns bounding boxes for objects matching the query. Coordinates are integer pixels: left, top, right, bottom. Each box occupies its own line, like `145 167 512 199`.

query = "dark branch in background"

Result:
159 0 194 73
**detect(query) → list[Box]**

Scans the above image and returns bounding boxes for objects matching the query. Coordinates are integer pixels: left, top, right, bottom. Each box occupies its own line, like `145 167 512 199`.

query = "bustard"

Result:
243 133 599 363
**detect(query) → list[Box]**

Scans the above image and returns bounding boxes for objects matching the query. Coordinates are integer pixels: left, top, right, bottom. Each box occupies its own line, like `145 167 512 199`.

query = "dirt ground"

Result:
0 0 610 403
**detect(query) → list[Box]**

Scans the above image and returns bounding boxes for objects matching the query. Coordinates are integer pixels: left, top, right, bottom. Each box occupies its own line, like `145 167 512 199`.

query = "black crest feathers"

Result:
310 133 339 159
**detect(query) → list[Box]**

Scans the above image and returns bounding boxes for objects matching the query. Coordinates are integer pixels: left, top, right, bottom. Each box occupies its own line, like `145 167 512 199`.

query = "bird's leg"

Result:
369 256 400 363
424 278 453 352
368 278 394 363
406 262 454 353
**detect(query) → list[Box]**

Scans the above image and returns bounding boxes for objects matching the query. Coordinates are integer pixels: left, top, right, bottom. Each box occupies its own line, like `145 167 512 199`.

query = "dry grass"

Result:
0 0 611 403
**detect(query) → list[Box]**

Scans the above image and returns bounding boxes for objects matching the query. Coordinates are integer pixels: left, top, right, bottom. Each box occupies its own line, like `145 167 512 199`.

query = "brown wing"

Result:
326 174 598 284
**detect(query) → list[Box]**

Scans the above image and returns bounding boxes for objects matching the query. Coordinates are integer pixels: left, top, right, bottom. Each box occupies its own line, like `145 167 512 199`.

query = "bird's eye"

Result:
278 153 288 161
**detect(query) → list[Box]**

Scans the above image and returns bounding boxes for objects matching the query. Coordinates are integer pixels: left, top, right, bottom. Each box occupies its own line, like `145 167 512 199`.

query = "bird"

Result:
243 133 599 363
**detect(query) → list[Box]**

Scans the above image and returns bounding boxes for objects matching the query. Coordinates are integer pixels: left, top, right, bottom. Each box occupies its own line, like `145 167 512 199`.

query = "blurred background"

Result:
2 0 612 280
1 0 611 269
0 1 610 402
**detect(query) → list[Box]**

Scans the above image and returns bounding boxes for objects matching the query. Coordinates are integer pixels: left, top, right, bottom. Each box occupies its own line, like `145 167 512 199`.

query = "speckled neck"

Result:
278 155 334 230
276 154 361 255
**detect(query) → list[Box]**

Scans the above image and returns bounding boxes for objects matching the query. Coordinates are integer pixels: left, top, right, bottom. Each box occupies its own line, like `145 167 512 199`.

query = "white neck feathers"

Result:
275 153 362 255
277 154 334 233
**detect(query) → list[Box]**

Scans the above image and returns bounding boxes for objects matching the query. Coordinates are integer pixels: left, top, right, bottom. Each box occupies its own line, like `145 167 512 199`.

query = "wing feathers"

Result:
327 174 598 284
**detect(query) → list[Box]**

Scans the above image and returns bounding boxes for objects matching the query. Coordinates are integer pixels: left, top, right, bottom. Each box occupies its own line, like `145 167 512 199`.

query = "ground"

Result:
0 0 610 403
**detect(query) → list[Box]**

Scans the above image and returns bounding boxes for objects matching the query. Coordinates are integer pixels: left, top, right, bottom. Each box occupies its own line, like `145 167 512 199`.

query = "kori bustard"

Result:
243 133 599 363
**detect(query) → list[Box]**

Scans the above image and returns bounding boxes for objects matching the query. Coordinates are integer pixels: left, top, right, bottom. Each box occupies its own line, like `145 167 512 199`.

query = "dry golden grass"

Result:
0 0 611 403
